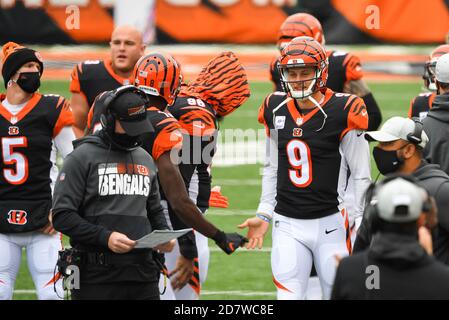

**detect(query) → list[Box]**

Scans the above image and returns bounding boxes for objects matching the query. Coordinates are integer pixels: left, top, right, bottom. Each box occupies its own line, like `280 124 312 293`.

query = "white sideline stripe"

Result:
202 290 276 296
210 247 271 253
14 289 276 297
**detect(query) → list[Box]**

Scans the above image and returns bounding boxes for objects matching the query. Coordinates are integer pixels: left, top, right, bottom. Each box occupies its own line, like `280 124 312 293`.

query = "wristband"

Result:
256 213 271 223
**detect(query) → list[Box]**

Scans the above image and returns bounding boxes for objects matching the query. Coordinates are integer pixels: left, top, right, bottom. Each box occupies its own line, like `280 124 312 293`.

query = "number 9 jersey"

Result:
257 89 371 220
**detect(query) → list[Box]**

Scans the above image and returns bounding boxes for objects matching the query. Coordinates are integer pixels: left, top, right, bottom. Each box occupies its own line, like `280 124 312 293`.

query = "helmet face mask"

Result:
279 64 321 100
278 37 328 100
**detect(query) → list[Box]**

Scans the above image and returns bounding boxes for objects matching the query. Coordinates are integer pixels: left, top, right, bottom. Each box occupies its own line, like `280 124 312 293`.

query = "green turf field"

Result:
12 80 422 300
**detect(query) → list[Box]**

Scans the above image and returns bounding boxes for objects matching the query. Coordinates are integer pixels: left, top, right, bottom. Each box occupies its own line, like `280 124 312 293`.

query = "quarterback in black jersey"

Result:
239 37 371 300
270 13 381 132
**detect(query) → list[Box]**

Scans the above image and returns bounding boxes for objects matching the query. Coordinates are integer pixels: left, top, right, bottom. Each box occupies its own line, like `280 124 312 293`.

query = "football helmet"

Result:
423 44 449 91
277 13 324 51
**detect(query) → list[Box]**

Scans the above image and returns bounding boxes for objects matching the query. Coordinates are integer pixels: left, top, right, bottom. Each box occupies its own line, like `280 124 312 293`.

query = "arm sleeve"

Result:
52 154 112 248
362 92 382 131
54 126 76 159
256 131 278 219
340 130 371 223
147 173 170 231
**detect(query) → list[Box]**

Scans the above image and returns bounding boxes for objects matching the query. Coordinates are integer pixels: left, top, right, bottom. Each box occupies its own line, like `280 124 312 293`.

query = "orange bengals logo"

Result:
8 126 19 135
7 210 28 225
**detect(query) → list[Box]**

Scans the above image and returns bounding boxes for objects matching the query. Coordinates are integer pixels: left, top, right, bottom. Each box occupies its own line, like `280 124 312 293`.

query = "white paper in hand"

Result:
135 229 192 249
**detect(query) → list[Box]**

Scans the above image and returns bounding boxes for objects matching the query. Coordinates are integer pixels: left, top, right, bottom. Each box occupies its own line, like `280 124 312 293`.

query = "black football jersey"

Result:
0 93 73 232
258 89 368 219
408 92 435 120
70 59 132 108
270 50 363 93
168 96 218 210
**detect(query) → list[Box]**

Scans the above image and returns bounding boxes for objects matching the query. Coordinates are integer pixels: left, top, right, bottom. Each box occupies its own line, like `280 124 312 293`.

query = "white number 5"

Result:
2 137 29 185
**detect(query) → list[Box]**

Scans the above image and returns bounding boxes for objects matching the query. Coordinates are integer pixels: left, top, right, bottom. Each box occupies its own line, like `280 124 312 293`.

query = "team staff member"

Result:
424 53 449 175
333 176 449 300
52 86 175 300
357 117 449 265
0 42 75 300
69 25 145 136
408 44 449 120
239 37 371 300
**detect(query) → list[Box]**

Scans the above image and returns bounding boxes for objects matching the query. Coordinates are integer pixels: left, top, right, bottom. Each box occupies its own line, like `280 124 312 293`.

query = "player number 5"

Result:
286 139 312 187
2 137 29 185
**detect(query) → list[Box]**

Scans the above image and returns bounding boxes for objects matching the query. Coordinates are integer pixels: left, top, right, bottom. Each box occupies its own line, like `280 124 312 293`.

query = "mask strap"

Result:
308 95 327 131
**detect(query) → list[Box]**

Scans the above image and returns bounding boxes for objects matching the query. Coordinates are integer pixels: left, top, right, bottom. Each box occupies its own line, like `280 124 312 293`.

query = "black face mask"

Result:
16 72 41 93
372 146 405 175
110 132 141 150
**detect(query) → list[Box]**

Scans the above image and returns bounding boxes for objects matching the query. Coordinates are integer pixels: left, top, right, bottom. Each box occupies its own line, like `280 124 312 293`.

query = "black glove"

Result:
212 230 248 255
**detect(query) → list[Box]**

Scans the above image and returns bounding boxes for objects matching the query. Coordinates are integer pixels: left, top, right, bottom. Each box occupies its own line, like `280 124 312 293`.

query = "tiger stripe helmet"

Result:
278 36 328 100
423 44 449 91
277 13 324 51
180 51 250 117
132 52 182 106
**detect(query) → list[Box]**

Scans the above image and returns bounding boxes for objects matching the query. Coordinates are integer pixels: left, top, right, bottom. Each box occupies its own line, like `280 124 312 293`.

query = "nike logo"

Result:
357 132 364 137
325 228 337 235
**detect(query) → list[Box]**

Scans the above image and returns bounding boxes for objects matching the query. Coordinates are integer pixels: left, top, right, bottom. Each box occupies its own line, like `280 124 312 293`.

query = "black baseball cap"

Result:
109 88 154 136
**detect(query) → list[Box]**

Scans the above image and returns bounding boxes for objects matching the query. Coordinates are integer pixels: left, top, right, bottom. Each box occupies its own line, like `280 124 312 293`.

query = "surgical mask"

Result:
373 146 405 175
16 72 41 93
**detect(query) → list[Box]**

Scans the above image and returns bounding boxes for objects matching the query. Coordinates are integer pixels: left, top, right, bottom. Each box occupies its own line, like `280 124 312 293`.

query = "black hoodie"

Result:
424 92 449 174
332 232 449 299
354 161 449 265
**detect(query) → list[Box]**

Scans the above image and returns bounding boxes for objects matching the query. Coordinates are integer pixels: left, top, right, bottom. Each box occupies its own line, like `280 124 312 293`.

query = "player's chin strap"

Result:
308 95 327 132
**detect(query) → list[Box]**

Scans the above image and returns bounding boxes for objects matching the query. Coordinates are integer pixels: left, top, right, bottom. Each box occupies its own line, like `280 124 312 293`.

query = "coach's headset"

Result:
365 173 434 233
99 84 149 134
406 117 424 146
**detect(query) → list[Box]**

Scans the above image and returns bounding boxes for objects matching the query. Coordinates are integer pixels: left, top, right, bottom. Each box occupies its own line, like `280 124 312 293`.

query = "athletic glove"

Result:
212 230 248 255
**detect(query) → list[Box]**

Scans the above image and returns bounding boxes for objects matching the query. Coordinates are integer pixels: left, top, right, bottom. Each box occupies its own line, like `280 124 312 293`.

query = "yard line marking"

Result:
210 247 271 253
213 179 261 186
207 209 254 216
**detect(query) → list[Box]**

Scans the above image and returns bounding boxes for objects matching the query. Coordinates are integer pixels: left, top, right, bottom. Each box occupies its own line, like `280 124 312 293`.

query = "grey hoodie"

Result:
423 92 449 175
52 132 168 253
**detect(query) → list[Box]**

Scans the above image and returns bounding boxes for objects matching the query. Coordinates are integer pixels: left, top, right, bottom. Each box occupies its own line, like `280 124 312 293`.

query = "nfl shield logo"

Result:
296 117 303 126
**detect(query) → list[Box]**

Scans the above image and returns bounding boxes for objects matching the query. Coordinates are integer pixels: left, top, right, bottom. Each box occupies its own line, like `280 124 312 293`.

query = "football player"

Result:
0 42 75 300
69 25 145 137
271 13 381 131
239 37 371 300
87 53 247 296
408 44 449 120
163 51 250 299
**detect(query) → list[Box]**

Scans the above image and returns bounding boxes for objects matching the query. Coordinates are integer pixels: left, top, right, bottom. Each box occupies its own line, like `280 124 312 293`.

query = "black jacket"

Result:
52 132 169 283
424 92 449 174
354 161 449 265
332 232 449 299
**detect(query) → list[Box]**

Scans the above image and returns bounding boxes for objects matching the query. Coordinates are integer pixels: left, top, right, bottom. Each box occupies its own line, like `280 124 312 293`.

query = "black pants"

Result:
71 281 160 300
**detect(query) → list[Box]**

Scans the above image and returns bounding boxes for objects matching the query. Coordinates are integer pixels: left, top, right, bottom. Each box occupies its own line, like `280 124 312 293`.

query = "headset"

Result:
406 117 424 146
365 173 433 233
99 85 149 133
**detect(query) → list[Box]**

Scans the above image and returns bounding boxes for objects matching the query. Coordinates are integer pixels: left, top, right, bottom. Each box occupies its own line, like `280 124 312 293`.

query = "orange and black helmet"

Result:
180 51 250 117
423 44 449 90
278 36 328 99
277 13 324 51
132 52 182 106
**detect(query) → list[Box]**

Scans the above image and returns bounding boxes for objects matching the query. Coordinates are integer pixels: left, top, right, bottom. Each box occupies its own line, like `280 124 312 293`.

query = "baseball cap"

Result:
377 177 426 223
108 89 153 136
365 116 429 149
435 53 449 83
